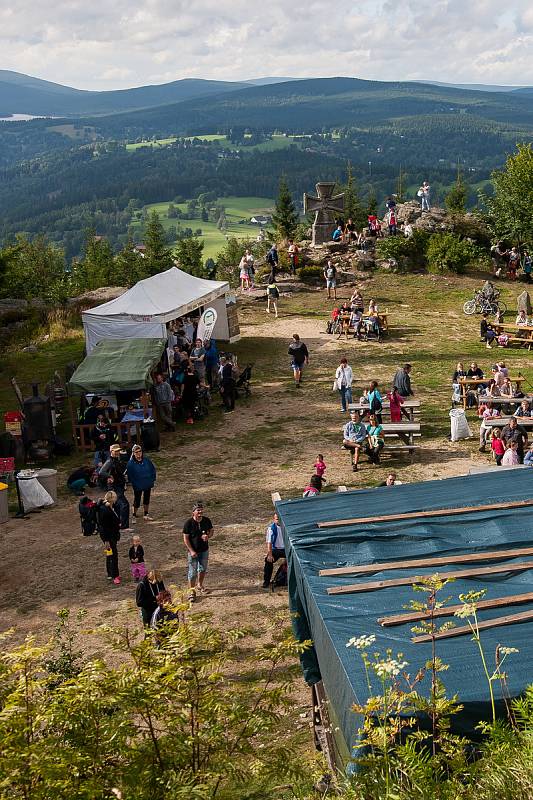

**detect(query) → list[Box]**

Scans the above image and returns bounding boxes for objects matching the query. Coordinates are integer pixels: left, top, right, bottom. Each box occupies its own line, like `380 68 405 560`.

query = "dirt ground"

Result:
1 273 531 712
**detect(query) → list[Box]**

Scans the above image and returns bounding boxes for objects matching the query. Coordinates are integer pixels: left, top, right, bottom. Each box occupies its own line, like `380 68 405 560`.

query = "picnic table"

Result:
458 375 525 410
348 398 420 422
484 416 533 430
338 311 389 339
381 422 421 462
492 323 533 350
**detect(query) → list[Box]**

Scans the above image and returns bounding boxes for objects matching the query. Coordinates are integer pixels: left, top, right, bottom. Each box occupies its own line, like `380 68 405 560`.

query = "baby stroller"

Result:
235 364 253 398
193 386 211 420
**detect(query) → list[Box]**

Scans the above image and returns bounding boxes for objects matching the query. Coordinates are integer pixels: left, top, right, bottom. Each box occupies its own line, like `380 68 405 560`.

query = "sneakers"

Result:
113 577 121 585
262 583 270 590
352 464 358 472
187 589 196 602
196 585 209 595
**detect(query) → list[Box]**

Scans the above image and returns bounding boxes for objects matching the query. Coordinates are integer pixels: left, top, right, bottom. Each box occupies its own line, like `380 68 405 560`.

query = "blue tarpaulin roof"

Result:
276 469 533 766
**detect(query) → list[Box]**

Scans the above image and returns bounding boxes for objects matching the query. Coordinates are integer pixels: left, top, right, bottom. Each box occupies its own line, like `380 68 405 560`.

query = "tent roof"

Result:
276 469 533 764
82 267 229 321
68 338 166 394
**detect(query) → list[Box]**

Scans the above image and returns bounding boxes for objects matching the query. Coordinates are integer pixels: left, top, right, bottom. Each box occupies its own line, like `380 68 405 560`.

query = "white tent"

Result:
82 267 239 352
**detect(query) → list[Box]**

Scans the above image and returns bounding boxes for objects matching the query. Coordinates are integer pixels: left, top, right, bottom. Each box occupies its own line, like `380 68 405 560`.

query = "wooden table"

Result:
348 398 420 422
493 323 533 350
484 416 533 430
458 375 525 410
338 311 388 338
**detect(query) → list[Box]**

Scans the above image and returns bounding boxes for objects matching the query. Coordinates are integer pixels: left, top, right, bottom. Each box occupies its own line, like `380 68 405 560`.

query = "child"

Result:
129 534 146 582
314 454 327 481
502 440 519 466
490 428 505 466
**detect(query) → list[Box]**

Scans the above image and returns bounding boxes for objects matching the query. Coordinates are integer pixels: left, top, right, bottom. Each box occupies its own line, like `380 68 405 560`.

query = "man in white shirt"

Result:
262 513 286 589
334 357 354 412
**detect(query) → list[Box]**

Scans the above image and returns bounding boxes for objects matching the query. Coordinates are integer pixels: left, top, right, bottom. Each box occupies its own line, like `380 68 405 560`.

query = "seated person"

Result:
365 413 385 465
452 362 467 382
342 409 368 472
67 465 97 495
303 475 324 497
345 218 357 242
514 399 532 418
481 379 501 398
480 313 496 348
516 309 529 326
467 362 484 380
332 226 343 242
500 377 514 397
91 414 115 465
523 444 533 466
349 308 363 338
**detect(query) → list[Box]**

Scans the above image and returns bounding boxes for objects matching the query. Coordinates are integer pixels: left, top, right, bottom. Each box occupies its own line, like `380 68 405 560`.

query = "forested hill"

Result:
0 71 251 117
82 77 533 137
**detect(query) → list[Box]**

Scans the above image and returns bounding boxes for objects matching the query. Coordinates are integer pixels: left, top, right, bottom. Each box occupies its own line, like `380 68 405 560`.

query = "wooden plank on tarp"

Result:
317 499 533 529
379 592 533 626
320 546 533 577
413 609 533 643
326 561 533 595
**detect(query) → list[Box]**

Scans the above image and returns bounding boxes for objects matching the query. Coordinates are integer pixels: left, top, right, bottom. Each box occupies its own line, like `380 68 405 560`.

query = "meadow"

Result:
130 195 275 259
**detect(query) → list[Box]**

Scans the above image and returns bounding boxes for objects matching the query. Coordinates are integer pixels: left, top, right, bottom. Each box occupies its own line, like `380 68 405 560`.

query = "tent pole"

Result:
67 393 78 453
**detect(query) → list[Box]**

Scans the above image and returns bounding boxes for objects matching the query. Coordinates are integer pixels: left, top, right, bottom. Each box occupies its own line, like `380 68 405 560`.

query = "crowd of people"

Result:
327 288 384 341
491 243 532 281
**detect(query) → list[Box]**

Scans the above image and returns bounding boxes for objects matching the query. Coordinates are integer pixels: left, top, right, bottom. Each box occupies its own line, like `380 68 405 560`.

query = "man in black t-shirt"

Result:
183 502 214 600
288 333 309 387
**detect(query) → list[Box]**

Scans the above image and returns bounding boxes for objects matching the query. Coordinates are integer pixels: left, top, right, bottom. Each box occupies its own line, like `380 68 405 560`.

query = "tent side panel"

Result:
83 314 166 353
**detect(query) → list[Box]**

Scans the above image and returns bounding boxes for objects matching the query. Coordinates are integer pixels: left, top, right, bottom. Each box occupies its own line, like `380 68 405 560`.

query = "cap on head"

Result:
110 444 121 454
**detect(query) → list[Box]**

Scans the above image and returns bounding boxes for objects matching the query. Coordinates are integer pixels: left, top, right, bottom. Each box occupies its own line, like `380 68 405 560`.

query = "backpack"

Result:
273 561 288 588
369 391 383 412
79 496 98 536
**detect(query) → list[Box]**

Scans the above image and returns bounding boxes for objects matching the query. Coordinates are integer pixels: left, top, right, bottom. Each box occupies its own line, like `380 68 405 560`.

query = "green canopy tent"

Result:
67 338 167 451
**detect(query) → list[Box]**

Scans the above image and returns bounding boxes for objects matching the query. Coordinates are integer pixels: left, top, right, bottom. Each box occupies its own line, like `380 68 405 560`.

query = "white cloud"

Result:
0 0 532 89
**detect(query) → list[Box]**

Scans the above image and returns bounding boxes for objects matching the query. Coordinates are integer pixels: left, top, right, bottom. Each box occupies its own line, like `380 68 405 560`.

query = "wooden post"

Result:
67 394 78 452
141 390 149 419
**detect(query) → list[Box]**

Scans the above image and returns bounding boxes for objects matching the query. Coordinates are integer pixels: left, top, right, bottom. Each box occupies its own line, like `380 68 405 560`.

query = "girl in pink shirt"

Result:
314 454 327 480
387 387 405 423
491 429 505 465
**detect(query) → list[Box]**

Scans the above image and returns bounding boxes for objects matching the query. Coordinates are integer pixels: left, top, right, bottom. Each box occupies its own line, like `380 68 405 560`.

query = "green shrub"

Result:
297 265 323 284
426 232 481 274
375 229 429 271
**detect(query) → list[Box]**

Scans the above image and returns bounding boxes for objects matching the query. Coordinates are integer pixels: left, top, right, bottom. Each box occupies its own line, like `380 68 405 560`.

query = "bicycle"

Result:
463 291 506 317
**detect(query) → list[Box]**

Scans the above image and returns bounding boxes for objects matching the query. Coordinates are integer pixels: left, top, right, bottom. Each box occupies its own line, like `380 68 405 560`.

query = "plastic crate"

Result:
4 411 22 436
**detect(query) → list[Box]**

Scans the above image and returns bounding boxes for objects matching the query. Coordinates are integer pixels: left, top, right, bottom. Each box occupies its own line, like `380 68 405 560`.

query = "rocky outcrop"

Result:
67 286 127 307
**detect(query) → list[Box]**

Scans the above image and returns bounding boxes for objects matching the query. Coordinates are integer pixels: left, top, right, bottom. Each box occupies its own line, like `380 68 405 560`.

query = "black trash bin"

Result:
141 421 160 452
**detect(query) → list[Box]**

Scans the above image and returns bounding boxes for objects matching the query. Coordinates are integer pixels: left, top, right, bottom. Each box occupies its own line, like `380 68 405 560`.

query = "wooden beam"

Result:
326 561 533 595
271 492 281 504
413 609 533 643
318 499 533 529
337 486 348 493
379 592 533 627
320 546 533 577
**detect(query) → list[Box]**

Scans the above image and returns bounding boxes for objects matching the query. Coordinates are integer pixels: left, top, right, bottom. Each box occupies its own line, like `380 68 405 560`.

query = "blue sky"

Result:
1 0 532 90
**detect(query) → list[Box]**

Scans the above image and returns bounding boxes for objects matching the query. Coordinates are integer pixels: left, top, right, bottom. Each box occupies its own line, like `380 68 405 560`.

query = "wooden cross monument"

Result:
303 182 345 246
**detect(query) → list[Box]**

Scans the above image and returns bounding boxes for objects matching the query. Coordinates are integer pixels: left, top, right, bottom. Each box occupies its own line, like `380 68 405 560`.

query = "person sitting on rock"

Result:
332 225 343 242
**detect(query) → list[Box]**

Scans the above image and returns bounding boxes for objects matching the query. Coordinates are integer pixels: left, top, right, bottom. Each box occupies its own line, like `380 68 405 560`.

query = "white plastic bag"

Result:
449 408 472 442
18 477 54 512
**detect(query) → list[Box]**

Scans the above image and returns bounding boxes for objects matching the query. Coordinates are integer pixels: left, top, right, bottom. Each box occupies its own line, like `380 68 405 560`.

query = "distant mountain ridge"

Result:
1 69 532 119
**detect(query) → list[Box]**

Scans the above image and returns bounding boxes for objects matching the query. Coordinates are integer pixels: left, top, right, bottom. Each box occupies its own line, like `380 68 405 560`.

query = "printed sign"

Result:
196 307 218 342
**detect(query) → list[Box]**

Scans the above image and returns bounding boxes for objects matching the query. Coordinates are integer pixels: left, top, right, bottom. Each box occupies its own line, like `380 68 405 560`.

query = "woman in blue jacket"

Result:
126 444 157 522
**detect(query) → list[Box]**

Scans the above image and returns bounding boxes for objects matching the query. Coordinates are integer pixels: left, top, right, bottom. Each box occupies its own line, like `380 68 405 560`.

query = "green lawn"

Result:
132 195 274 259
125 133 298 153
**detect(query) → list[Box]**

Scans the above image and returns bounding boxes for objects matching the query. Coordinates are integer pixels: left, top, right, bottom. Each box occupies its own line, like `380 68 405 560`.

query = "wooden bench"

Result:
348 398 420 422
492 323 533 350
458 375 525 410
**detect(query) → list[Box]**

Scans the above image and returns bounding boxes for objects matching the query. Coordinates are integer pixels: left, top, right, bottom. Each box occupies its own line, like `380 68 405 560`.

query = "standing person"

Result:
490 428 505 466
150 591 178 631
181 363 200 424
288 334 309 387
314 454 327 481
367 380 383 424
324 260 337 300
204 339 219 388
97 490 121 585
288 240 299 275
522 250 532 283
266 243 279 277
136 570 166 627
387 386 405 422
99 444 131 532
183 503 214 602
219 356 235 413
262 512 285 589
245 249 255 288
393 363 414 398
153 373 176 432
190 339 207 384
266 278 280 317
343 409 368 471
387 207 397 236
91 414 115 465
508 247 520 281
239 254 250 291
334 357 353 412
478 401 501 452
126 444 157 522
418 181 430 211
129 534 146 582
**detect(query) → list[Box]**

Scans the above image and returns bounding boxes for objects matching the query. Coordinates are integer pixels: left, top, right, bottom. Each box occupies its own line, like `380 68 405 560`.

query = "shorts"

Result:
187 550 209 581
326 279 337 289
291 361 304 372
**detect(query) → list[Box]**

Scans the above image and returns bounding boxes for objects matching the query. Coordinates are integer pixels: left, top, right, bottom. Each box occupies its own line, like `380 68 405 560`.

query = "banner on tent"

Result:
197 307 218 342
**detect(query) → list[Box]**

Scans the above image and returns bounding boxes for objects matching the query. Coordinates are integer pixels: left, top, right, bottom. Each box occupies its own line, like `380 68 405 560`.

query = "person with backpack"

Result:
266 278 280 317
323 260 337 300
97 490 122 585
262 512 286 589
367 380 383 424
288 334 309 387
126 444 156 522
99 444 131 532
266 244 279 277
136 569 166 626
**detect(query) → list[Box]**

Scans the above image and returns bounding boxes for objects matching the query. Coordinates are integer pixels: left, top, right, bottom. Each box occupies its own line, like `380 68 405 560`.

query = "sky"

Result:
1 0 533 90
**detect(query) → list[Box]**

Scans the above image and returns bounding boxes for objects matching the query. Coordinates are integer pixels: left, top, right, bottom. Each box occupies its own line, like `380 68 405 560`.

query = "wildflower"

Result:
346 634 376 650
454 604 477 619
374 658 408 678
498 646 519 655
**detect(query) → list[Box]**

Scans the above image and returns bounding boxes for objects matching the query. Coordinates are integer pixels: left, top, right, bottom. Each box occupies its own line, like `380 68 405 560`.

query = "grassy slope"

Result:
131 195 274 259
125 133 298 152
